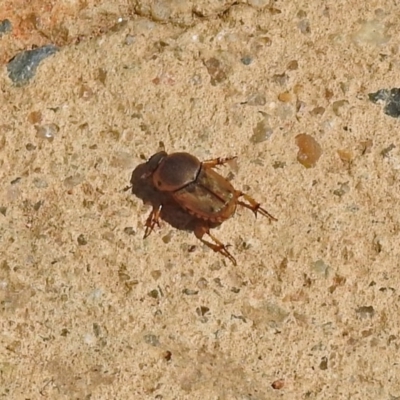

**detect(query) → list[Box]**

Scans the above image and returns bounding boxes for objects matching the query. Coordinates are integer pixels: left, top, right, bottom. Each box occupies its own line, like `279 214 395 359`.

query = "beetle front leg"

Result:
237 192 277 221
202 156 237 169
194 224 237 265
144 205 163 238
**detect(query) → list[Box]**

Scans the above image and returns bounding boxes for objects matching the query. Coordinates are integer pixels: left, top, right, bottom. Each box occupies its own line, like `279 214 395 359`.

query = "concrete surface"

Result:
1 1 399 399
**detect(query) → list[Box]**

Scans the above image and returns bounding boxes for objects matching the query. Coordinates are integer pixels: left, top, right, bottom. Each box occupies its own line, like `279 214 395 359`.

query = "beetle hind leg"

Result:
144 205 163 238
237 192 277 221
194 224 237 265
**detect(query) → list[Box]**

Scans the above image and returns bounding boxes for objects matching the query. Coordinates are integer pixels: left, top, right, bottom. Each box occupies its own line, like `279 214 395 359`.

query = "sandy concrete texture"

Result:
1 1 400 399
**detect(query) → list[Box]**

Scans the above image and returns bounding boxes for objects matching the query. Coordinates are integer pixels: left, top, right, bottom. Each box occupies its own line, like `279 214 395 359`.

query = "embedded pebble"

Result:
151 1 172 21
79 85 94 101
312 259 329 277
124 34 136 46
33 200 44 211
251 116 273 143
297 19 311 34
77 234 88 245
248 0 269 6
295 134 322 168
246 93 266 106
64 174 85 189
0 133 6 150
7 45 59 86
148 290 159 299
332 100 349 116
287 60 298 70
0 19 12 36
97 68 107 84
7 185 20 201
310 106 325 116
35 123 59 142
28 111 43 124
33 178 48 189
182 288 198 296
143 334 160 346
241 56 252 65
271 379 285 390
123 227 136 236
25 143 36 151
381 143 395 158
355 305 375 319
337 149 353 162
351 20 390 46
369 88 400 118
278 92 292 103
276 104 293 120
333 182 350 197
190 74 202 85
204 57 227 85
196 278 208 289
272 72 288 86
102 232 115 242
196 306 209 317
162 231 173 244
110 152 136 169
273 161 286 169
150 270 161 280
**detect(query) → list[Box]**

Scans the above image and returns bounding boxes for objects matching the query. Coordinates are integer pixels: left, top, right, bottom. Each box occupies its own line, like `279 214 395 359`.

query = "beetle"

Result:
140 151 277 265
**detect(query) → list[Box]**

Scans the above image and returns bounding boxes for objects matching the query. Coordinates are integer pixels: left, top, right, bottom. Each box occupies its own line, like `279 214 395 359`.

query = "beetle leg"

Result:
202 156 237 169
194 224 237 265
237 192 277 221
144 205 163 238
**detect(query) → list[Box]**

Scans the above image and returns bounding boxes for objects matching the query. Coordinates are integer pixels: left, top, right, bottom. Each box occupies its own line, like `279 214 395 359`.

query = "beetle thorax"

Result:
153 152 201 192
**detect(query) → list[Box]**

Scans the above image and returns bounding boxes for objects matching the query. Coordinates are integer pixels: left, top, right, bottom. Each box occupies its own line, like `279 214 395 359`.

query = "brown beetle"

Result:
141 151 277 265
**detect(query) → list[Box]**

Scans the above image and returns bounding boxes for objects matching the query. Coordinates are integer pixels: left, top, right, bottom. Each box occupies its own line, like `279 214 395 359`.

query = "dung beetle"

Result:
141 151 277 265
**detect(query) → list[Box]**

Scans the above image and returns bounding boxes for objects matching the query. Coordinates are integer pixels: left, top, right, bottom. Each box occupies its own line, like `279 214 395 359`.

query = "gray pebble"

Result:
0 19 12 36
7 45 59 86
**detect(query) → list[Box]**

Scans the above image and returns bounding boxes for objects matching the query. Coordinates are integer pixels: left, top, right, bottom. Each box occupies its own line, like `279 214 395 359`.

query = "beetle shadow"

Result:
129 160 220 236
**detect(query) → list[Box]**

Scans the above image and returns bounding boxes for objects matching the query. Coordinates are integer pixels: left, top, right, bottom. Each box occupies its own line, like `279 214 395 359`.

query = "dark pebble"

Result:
368 88 400 118
0 19 12 36
7 45 59 86
241 56 253 65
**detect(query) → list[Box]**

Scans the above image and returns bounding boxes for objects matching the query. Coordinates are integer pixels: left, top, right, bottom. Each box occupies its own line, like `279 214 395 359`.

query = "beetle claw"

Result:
144 205 163 238
237 193 277 221
122 184 133 192
194 225 237 265
201 240 236 265
257 206 277 221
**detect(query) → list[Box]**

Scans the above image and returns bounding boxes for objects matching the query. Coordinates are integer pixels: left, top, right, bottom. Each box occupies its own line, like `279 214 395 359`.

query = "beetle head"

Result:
141 151 167 179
